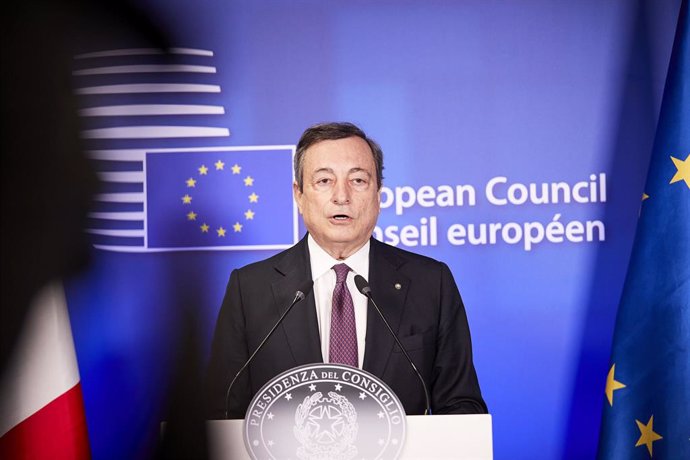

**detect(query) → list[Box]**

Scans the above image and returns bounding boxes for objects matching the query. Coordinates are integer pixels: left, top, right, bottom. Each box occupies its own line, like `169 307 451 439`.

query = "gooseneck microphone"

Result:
224 279 314 419
354 275 432 415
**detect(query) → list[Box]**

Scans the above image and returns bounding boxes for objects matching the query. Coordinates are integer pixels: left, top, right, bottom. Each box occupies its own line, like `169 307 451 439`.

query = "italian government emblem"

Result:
244 364 406 459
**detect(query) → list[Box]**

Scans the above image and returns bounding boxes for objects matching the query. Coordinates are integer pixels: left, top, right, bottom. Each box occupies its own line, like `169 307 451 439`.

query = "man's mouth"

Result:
331 214 351 221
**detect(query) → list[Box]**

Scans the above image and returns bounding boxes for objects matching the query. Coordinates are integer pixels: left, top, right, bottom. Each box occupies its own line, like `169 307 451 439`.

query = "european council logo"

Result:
86 146 297 252
73 47 298 252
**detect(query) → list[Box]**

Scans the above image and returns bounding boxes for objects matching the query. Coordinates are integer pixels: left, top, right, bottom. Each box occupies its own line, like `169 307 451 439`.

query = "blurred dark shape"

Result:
2 2 208 458
157 305 210 460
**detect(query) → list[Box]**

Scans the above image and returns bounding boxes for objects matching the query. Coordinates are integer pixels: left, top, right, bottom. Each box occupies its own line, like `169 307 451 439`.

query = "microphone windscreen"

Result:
296 279 314 299
354 275 371 295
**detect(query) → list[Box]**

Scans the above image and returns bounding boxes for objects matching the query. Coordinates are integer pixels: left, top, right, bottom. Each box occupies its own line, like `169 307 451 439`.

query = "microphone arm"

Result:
224 280 314 419
354 275 432 415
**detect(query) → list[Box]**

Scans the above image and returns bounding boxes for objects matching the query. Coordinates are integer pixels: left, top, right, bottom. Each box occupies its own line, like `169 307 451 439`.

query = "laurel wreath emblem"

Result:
293 391 359 460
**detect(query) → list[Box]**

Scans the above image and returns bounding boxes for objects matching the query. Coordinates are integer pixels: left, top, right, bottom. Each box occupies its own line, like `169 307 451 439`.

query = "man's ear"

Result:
293 182 303 214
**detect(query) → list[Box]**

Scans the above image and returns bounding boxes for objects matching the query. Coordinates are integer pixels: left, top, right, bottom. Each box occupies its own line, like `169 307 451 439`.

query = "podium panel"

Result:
207 414 493 459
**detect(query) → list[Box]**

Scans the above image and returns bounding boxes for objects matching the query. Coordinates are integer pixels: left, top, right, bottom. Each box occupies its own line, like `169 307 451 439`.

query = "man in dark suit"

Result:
206 122 487 419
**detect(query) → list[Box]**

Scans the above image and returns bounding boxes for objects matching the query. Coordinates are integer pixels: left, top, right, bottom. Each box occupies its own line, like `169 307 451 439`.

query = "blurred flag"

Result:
0 283 90 459
597 1 689 458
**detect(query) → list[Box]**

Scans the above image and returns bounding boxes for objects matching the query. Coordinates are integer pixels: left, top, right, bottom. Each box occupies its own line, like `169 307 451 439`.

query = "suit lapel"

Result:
272 236 323 366
363 238 410 377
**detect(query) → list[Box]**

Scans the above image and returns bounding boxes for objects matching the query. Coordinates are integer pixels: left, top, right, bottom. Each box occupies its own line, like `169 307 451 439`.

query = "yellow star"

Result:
231 164 241 174
605 364 626 406
200 223 209 233
182 194 192 204
217 227 226 237
635 415 662 457
186 177 196 187
198 165 208 175
669 154 689 188
186 211 197 221
233 222 242 232
215 160 225 170
642 193 649 201
244 176 254 186
244 209 255 220
249 192 259 203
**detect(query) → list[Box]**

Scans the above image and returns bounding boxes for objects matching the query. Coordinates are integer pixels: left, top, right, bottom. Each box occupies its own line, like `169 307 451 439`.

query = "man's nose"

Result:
332 180 351 204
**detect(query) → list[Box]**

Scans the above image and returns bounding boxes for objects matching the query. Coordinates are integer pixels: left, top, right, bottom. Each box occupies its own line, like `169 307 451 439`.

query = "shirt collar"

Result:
307 235 370 281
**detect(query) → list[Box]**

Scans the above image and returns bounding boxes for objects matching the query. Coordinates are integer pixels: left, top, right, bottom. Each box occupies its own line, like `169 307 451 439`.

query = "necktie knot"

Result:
332 263 351 285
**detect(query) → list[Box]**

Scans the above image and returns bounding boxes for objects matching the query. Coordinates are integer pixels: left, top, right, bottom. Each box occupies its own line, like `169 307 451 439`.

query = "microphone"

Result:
354 275 432 415
224 279 314 419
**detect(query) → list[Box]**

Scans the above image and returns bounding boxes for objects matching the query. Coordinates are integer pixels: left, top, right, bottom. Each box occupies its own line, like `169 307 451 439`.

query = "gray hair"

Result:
294 122 384 192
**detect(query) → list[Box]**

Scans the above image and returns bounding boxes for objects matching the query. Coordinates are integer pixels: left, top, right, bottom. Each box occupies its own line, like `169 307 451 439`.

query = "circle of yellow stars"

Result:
180 159 260 238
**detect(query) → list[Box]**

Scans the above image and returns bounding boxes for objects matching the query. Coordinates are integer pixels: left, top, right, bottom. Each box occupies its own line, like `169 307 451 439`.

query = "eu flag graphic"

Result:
597 1 689 458
146 147 296 250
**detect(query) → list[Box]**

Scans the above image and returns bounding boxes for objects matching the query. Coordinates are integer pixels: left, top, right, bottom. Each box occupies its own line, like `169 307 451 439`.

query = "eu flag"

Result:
597 1 689 458
146 147 296 250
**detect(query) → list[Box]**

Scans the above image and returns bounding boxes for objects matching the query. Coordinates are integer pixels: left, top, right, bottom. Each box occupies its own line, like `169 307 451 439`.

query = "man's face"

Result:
294 136 381 259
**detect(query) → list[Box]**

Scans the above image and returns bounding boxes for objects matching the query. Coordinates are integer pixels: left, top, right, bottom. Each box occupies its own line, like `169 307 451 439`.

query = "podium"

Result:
207 414 493 459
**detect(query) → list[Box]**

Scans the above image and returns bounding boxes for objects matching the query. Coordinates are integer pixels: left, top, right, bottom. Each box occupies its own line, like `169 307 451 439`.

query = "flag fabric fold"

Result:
0 282 90 459
597 1 690 459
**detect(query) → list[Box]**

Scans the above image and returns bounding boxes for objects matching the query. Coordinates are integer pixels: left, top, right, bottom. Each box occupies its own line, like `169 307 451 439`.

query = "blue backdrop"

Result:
64 0 683 458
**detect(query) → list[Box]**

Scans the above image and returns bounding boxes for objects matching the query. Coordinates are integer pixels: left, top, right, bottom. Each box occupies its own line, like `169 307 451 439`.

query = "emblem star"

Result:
285 393 292 401
267 440 274 446
249 192 259 203
669 154 689 188
200 223 209 233
182 194 192 204
334 383 342 391
309 384 316 392
359 392 366 400
215 160 225 170
377 411 384 419
244 209 255 220
186 177 196 187
198 165 208 175
244 176 254 186
217 227 226 237
233 222 242 232
267 412 274 420
605 364 626 406
231 163 241 174
635 415 663 457
186 211 197 221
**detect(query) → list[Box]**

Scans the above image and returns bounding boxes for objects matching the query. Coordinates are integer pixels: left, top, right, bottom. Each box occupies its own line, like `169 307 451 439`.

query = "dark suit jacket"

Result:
205 236 487 419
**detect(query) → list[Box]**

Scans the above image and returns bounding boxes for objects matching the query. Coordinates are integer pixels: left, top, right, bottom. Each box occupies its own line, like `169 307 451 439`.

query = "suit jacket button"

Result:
394 283 402 290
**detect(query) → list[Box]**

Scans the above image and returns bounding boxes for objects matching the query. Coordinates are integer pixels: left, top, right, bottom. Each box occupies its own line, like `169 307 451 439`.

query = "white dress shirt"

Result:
307 235 369 368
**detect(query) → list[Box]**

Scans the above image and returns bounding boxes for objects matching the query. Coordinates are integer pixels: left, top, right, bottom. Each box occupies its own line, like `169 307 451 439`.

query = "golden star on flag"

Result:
200 223 209 233
635 415 662 457
605 364 626 406
182 194 192 204
669 154 689 188
244 209 255 220
233 222 242 232
186 177 196 187
231 164 241 174
215 160 225 170
217 227 226 237
244 176 254 186
186 211 197 221
198 165 209 175
642 193 649 201
249 192 259 203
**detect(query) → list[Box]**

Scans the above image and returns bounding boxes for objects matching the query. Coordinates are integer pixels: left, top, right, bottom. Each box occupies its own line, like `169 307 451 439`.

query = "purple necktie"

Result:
329 263 358 367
